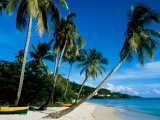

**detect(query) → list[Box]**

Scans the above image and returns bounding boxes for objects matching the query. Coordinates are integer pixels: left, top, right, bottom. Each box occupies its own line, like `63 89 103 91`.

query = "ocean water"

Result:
87 98 160 120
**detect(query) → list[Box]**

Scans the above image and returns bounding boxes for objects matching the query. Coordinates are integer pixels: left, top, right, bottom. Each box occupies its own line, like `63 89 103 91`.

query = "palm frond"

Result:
57 0 68 10
144 29 160 39
37 11 44 37
74 33 86 48
5 0 21 15
80 66 88 75
67 13 76 20
27 0 39 17
48 1 60 22
16 1 28 31
41 9 50 35
42 62 51 75
43 55 54 62
30 51 39 59
98 65 107 72
120 38 133 61
32 44 38 52
137 47 145 66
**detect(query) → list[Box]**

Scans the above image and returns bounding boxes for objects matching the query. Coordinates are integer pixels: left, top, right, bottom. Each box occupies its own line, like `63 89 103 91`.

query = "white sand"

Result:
0 102 123 120
92 105 124 120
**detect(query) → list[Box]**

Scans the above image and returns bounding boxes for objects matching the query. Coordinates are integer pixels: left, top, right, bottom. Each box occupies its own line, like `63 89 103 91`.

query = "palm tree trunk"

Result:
43 51 130 118
51 52 58 103
64 63 72 97
53 52 58 76
39 39 68 110
75 78 87 103
14 15 33 106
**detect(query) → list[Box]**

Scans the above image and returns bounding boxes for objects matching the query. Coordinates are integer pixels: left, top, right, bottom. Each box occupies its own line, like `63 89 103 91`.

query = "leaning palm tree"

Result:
5 0 68 106
39 13 85 110
75 48 108 103
43 3 160 118
29 39 54 74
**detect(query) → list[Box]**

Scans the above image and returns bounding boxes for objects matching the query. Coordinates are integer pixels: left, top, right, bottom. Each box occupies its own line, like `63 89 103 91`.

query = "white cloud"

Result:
106 83 139 95
105 83 160 97
142 90 151 95
85 82 96 88
153 89 160 95
110 61 160 80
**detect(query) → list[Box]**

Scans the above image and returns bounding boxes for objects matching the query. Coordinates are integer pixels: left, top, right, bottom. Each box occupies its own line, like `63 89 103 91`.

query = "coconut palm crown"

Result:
75 48 108 103
77 49 108 80
53 13 85 55
120 3 160 65
29 39 54 74
15 50 24 63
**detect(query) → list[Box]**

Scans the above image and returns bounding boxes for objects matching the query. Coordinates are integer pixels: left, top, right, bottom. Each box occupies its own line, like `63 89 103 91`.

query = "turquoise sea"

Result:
87 98 160 120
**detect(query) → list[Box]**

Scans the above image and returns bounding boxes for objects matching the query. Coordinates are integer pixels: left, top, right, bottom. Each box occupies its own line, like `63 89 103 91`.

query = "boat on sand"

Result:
0 106 29 114
57 103 72 107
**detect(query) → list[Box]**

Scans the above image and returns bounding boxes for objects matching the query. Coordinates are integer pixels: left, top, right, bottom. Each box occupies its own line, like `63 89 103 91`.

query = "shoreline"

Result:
92 104 123 120
0 102 123 120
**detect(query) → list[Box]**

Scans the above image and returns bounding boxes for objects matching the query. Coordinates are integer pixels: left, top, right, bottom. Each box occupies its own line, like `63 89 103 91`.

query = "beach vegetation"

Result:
0 59 131 106
0 60 75 106
5 0 65 106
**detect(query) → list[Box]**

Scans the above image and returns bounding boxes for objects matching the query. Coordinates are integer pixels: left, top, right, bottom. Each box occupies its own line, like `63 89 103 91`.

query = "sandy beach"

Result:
0 102 123 120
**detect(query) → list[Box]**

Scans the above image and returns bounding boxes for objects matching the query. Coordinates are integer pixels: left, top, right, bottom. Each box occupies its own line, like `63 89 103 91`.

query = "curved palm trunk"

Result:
64 63 72 97
14 15 33 106
43 51 130 118
75 78 87 103
39 39 68 110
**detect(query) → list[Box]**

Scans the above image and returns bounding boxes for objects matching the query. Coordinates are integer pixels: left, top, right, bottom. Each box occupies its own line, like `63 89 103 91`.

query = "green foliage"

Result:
0 59 132 106
0 60 21 105
0 60 76 106
54 75 76 103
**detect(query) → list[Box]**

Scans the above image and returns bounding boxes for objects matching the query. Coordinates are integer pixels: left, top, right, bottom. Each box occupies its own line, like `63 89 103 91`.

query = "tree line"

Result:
0 59 130 106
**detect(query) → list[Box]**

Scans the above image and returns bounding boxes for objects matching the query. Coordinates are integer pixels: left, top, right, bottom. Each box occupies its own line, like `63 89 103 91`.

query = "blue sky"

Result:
1 0 160 97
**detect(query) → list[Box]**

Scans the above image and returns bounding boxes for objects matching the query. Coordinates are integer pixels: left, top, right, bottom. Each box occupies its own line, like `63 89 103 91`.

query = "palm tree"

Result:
62 50 83 97
0 0 9 16
5 0 68 106
29 39 54 74
75 48 108 103
39 13 85 110
43 3 160 118
15 50 24 64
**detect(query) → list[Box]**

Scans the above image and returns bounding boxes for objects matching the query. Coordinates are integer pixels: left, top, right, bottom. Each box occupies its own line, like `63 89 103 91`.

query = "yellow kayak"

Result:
0 106 29 114
58 103 72 107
